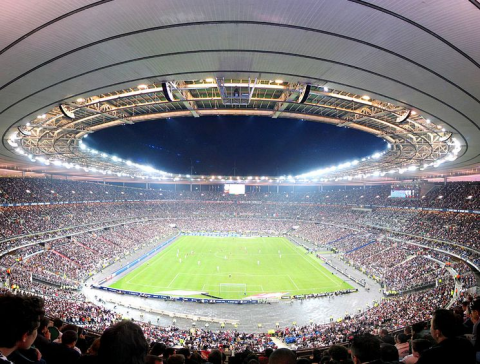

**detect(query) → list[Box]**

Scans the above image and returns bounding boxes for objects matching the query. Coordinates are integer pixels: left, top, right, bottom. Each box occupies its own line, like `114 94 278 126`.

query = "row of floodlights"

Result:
7 94 458 181
9 135 461 182
294 138 461 181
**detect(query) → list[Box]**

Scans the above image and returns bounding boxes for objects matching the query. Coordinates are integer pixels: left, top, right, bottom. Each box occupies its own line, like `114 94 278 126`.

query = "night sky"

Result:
87 116 387 176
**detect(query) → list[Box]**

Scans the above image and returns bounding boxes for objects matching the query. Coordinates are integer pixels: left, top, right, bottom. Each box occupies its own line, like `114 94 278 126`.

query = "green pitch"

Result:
109 236 353 299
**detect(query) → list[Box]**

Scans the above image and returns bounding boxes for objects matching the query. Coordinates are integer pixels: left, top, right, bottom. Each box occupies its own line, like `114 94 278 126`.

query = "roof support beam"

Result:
168 82 199 117
272 85 303 118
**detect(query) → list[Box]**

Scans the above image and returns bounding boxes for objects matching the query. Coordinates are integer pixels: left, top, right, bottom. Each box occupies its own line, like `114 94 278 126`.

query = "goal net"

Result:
219 283 247 294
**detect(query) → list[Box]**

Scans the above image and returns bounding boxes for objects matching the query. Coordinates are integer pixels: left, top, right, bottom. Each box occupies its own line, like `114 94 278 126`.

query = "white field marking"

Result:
123 283 171 289
157 290 204 295
211 284 340 293
123 237 343 292
211 251 296 259
123 243 179 284
125 261 157 285
167 273 180 288
287 275 300 290
281 238 341 288
128 283 341 293
204 284 265 292
169 272 291 278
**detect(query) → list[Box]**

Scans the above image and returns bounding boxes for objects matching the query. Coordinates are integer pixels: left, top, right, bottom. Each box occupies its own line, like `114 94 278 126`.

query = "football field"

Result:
109 236 352 299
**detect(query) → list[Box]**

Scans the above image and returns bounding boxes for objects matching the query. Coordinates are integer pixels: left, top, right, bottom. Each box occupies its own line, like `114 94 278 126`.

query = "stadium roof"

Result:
1 0 480 184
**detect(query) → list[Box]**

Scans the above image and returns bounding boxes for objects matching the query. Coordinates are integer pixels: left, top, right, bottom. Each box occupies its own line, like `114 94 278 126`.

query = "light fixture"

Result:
205 78 215 83
274 79 283 84
138 84 148 90
361 95 370 100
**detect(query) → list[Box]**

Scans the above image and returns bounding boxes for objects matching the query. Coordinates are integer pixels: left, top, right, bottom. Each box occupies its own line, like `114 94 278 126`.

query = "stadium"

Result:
0 1 479 363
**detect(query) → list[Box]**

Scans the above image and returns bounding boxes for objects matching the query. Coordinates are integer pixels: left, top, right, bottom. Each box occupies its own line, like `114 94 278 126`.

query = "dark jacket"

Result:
417 336 475 364
43 343 80 364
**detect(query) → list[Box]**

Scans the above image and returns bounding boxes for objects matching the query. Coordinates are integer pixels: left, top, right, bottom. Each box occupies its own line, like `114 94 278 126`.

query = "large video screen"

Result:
390 189 414 198
224 184 246 195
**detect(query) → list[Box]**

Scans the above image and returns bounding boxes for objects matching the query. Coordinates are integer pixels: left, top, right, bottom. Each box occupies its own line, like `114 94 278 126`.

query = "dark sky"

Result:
87 116 387 176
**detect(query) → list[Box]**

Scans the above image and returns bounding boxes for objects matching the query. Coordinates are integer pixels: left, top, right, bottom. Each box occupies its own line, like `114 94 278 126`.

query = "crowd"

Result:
0 177 479 209
0 292 478 363
1 222 176 291
0 177 479 363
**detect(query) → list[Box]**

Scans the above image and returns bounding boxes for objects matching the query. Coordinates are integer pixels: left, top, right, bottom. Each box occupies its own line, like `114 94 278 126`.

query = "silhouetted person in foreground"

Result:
417 309 475 364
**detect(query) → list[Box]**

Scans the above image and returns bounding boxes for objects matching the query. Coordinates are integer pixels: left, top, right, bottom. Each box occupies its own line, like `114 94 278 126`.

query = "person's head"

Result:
404 326 412 336
86 338 101 355
311 349 321 361
380 343 399 362
38 317 50 337
411 339 432 358
396 333 408 344
178 347 191 358
328 345 349 362
149 342 166 356
61 324 79 333
379 329 388 337
0 294 44 352
98 320 148 364
430 309 457 342
53 318 63 329
470 300 480 323
269 348 296 364
265 348 274 358
208 349 224 364
350 334 381 364
164 347 177 359
412 322 427 337
61 330 78 348
168 354 186 364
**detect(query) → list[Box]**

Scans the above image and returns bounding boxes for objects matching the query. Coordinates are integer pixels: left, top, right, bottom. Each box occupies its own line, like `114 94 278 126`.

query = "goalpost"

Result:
219 283 247 295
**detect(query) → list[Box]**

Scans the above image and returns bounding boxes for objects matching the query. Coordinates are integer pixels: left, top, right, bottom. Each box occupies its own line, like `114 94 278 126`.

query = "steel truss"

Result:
7 79 457 181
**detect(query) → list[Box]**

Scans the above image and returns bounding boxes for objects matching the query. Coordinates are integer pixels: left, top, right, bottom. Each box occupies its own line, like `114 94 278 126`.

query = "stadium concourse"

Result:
0 177 478 361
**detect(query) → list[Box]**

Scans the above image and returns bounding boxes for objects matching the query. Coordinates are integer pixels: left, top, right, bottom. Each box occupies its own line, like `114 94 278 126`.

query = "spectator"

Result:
310 349 321 364
401 339 431 364
379 329 395 345
0 294 44 364
78 338 100 364
178 348 197 364
471 300 480 363
48 319 62 342
417 309 475 364
149 342 166 357
208 350 224 364
395 333 410 359
350 334 382 364
45 330 80 364
164 347 177 361
33 318 52 359
98 320 148 364
168 354 186 364
328 345 351 363
259 348 274 364
380 343 399 363
269 348 296 364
